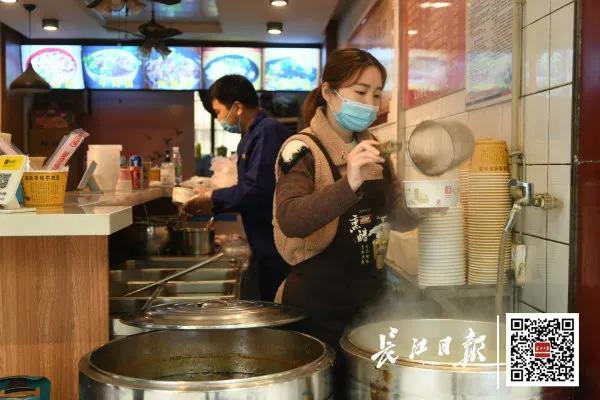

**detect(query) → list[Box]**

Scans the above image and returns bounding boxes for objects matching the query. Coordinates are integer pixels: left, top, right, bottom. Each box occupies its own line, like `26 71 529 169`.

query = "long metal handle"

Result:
123 253 224 297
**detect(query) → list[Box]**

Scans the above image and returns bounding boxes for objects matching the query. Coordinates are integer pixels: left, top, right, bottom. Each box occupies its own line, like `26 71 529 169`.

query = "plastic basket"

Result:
21 169 68 207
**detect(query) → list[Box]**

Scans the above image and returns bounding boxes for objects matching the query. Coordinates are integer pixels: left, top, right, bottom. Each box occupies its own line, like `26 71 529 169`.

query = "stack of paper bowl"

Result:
417 206 466 287
458 164 470 255
467 153 512 284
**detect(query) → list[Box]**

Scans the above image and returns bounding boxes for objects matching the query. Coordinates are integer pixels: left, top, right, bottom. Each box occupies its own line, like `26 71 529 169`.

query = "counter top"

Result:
0 187 172 237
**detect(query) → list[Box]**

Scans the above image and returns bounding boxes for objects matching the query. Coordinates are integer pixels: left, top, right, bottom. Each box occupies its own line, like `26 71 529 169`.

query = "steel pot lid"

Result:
121 299 305 330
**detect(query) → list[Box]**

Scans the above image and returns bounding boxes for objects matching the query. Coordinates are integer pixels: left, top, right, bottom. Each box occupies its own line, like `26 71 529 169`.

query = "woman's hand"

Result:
346 140 385 191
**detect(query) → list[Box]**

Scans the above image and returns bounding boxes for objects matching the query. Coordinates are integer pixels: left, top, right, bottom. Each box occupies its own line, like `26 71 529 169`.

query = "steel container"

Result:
341 319 568 399
79 328 334 399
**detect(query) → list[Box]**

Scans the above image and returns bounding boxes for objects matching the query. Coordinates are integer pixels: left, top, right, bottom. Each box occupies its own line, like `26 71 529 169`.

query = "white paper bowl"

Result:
172 187 196 204
404 180 459 208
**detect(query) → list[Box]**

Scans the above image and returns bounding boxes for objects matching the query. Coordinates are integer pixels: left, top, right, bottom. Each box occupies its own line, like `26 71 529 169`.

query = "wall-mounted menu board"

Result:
465 0 513 109
82 46 143 89
21 45 85 89
402 0 466 109
203 47 262 90
263 48 320 91
144 47 203 90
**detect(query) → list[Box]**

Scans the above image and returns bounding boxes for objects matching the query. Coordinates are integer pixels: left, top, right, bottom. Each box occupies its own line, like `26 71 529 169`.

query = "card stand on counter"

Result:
0 155 36 214
76 160 103 194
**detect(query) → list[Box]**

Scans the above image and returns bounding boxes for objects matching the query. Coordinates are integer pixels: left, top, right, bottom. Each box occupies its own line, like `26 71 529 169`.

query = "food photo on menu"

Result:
143 47 202 90
82 45 143 89
21 45 85 89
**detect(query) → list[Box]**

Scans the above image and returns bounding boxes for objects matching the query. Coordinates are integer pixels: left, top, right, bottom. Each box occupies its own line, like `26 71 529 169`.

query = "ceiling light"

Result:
10 4 50 93
0 0 18 4
420 2 452 8
270 0 288 6
408 29 418 35
267 22 283 35
42 19 59 31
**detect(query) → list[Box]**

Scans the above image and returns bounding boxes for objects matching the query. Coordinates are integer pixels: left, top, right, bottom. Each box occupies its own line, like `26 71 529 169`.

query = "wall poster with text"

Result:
465 0 513 109
402 0 467 109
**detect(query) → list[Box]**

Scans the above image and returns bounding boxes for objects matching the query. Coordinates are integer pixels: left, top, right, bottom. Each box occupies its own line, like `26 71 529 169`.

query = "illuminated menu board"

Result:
263 48 320 91
21 45 85 89
203 47 262 90
82 46 143 89
402 0 466 109
143 47 202 90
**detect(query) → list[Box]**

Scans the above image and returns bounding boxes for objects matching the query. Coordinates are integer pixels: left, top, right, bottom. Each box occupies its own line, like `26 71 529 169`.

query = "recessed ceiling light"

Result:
408 30 418 35
42 19 59 31
267 22 283 35
0 0 18 3
420 2 452 8
270 0 288 6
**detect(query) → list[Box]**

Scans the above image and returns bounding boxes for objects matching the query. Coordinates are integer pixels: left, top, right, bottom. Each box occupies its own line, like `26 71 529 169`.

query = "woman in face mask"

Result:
272 48 423 393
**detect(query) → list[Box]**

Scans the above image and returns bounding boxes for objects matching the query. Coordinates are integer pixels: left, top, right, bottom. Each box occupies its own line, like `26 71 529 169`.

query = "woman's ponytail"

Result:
302 87 326 127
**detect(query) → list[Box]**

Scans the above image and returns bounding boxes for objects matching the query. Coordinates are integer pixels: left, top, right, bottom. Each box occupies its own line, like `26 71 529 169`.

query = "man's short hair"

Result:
208 75 259 109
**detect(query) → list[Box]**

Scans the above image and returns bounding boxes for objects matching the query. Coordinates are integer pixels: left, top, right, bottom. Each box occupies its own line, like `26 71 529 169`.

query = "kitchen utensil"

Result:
407 120 475 176
122 253 225 297
87 144 122 191
181 219 215 256
80 328 334 399
404 179 459 208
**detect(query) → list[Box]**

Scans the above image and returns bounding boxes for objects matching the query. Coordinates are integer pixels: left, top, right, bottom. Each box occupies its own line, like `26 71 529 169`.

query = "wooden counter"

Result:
0 188 170 398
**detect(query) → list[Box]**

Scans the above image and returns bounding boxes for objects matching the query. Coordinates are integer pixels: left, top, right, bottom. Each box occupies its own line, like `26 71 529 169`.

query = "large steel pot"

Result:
341 319 567 399
80 328 334 399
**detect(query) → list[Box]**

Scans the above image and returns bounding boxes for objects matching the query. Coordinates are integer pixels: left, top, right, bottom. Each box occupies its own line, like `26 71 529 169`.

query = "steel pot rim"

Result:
80 328 335 391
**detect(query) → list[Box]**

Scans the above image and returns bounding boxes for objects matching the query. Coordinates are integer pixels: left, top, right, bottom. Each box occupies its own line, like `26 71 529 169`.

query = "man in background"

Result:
184 75 291 301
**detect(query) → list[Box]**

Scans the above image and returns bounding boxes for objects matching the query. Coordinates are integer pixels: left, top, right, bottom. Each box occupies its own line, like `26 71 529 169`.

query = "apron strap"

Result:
296 133 342 182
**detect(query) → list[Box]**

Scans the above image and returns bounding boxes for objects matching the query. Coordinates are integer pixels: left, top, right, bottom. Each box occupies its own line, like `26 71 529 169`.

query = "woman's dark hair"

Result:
208 74 259 109
303 48 387 126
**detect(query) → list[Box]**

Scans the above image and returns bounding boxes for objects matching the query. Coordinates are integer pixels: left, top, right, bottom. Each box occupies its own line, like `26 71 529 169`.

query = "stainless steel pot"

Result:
341 319 567 399
182 226 215 256
79 328 334 399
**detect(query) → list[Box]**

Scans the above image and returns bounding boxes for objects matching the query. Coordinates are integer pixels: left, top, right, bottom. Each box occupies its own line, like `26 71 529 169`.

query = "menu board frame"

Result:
262 47 321 92
402 0 467 109
202 47 263 90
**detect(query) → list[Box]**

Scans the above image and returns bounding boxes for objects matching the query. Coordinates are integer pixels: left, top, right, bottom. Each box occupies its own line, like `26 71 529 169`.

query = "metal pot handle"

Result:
0 376 50 400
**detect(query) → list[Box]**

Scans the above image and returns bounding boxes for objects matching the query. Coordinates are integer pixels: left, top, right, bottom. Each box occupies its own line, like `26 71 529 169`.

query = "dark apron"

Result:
282 134 391 397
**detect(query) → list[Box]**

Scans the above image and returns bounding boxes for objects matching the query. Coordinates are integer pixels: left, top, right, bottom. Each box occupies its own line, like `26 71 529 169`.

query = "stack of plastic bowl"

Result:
417 206 466 287
466 140 512 284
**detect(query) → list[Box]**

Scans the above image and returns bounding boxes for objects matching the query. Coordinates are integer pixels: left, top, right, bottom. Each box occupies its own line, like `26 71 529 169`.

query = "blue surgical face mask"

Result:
219 105 241 134
328 90 379 133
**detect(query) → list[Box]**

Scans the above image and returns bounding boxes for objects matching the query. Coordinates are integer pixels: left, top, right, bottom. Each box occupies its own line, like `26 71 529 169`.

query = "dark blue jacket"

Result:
212 112 291 260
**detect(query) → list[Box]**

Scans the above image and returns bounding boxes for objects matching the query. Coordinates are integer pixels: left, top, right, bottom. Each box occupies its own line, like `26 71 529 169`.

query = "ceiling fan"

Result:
87 0 181 16
103 3 182 58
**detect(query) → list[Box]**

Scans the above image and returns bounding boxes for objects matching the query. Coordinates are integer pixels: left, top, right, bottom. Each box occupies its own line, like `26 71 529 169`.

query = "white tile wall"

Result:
522 235 548 311
396 0 575 317
551 0 573 12
549 85 573 164
524 0 551 26
523 165 548 237
523 17 551 95
550 4 575 87
547 165 571 244
520 302 542 313
546 241 570 312
523 91 550 164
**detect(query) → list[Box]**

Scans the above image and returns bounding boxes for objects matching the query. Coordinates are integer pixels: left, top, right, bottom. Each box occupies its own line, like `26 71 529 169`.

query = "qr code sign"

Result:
506 313 579 387
0 173 10 189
